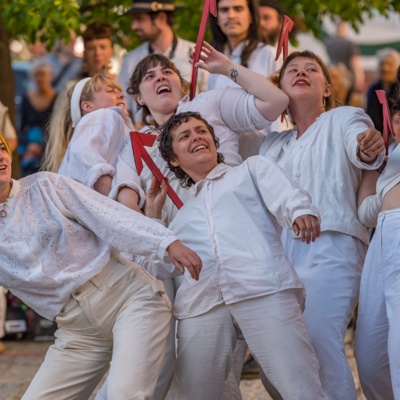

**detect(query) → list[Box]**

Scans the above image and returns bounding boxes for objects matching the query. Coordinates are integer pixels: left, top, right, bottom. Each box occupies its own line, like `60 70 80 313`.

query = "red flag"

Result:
130 131 184 209
375 90 393 155
190 0 217 99
276 16 294 62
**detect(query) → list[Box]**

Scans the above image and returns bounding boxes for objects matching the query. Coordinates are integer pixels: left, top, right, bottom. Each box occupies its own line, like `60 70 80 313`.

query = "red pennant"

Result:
375 90 393 155
130 131 184 209
190 0 217 99
275 16 294 62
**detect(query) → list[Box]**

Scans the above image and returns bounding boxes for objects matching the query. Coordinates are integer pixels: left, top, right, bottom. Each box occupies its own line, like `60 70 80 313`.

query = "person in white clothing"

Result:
112 40 289 220
260 50 385 400
0 133 201 399
354 100 400 400
43 74 144 213
146 111 326 400
118 0 207 127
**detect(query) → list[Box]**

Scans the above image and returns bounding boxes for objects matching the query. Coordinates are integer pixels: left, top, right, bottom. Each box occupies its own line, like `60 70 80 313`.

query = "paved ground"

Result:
0 331 366 400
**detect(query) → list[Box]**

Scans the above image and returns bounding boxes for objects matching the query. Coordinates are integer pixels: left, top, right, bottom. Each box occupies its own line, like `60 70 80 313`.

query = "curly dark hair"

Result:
158 111 225 187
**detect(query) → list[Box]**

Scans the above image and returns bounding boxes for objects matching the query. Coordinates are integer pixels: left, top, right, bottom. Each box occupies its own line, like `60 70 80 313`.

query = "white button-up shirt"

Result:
260 106 385 244
0 172 176 320
169 157 320 319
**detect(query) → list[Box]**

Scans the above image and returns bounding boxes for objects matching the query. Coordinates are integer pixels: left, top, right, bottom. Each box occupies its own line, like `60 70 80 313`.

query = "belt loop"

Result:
90 276 104 291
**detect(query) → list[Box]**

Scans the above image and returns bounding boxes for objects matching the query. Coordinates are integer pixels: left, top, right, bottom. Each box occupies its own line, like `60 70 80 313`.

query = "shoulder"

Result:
176 37 195 47
78 107 124 126
125 43 148 59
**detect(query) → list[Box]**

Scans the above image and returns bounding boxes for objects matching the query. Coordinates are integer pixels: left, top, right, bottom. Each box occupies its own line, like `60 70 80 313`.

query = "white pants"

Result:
23 254 172 400
170 290 325 400
282 230 366 400
95 277 176 400
355 209 400 400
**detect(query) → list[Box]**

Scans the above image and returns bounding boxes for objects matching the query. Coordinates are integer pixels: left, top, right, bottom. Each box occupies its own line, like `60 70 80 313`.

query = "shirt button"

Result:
294 171 301 177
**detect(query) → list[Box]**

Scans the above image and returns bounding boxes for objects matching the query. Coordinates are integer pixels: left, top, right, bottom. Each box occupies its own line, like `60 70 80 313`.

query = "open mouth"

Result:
157 86 171 94
293 79 309 86
0 165 7 171
192 145 207 153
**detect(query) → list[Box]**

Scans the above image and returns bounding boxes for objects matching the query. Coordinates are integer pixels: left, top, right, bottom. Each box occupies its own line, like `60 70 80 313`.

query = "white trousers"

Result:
170 290 326 400
22 254 172 400
355 209 400 400
282 230 366 400
95 277 176 400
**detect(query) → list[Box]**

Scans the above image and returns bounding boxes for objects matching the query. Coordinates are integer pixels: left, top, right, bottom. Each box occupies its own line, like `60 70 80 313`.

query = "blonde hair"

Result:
42 74 123 172
0 133 12 160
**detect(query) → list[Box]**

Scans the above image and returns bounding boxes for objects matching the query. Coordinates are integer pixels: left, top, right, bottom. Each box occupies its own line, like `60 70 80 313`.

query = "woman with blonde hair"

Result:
43 74 143 211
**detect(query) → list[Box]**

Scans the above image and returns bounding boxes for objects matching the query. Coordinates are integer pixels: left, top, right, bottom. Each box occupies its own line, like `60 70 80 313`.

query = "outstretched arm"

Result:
193 41 289 121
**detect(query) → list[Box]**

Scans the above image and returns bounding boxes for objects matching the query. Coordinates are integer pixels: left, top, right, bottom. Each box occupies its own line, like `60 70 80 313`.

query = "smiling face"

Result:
169 117 219 183
279 55 332 107
81 78 127 115
135 63 184 123
0 136 12 202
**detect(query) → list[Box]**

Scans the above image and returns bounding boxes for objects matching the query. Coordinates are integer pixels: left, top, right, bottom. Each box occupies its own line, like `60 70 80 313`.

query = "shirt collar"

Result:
192 163 231 194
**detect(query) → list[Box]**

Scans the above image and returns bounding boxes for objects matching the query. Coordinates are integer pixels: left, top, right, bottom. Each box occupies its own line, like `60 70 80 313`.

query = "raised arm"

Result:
194 41 289 121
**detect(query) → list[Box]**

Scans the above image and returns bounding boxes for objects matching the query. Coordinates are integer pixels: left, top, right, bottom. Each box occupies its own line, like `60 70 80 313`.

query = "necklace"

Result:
0 197 7 218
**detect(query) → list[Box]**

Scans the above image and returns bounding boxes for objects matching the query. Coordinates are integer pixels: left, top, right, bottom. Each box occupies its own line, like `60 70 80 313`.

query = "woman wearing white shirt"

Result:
260 50 385 400
43 74 143 212
0 133 201 399
355 103 400 400
112 41 288 222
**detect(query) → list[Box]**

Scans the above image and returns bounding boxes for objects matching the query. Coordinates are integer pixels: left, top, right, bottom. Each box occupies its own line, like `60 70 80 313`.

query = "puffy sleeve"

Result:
58 109 127 189
48 173 177 262
358 195 382 227
342 107 385 170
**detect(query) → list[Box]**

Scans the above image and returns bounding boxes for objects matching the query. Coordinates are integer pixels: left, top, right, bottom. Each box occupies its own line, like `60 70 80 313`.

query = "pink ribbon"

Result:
190 0 217 99
375 90 393 155
130 131 184 209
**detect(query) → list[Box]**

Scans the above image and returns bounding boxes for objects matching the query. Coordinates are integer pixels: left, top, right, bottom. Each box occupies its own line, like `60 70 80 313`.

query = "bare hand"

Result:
191 41 231 76
357 128 385 163
167 240 202 280
145 175 167 219
293 215 320 244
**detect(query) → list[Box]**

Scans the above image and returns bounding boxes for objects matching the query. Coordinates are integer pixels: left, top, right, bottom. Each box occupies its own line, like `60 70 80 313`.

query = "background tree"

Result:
1 0 400 124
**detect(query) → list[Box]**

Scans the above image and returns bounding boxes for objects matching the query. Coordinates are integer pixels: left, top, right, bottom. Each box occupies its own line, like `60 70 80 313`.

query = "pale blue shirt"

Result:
169 157 320 319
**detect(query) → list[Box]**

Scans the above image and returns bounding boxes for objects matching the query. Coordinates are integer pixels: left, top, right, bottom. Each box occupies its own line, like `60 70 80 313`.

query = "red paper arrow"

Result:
190 0 217 99
375 90 393 155
276 16 294 62
130 131 184 209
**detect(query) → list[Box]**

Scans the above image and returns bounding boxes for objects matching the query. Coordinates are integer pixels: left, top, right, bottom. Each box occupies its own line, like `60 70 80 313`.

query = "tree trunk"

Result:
0 17 21 179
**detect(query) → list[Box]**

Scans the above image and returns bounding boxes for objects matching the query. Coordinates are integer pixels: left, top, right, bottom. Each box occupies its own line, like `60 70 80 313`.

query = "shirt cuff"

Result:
85 163 115 189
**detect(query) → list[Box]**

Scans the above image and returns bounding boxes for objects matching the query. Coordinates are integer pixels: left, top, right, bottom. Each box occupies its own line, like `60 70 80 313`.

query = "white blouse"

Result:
0 172 177 320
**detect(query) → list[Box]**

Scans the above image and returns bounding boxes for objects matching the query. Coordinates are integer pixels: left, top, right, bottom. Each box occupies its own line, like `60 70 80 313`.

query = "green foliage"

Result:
1 0 400 47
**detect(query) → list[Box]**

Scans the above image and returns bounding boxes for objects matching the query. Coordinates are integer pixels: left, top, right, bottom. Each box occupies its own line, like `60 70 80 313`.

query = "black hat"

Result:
123 0 186 15
258 0 286 15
